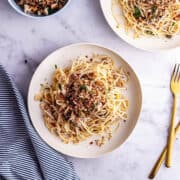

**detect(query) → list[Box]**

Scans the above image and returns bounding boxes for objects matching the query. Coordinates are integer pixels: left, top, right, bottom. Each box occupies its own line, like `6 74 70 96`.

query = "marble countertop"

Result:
0 1 180 180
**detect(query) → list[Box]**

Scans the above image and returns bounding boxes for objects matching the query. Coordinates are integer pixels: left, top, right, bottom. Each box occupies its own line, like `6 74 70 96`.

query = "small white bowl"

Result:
8 0 71 19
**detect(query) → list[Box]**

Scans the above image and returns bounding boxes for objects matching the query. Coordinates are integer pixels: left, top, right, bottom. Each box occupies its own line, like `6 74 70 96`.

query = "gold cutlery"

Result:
166 64 180 167
149 64 180 178
149 122 180 178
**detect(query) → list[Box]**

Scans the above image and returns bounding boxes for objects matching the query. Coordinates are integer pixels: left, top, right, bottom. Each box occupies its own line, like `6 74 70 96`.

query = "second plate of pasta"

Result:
28 43 142 158
100 0 180 51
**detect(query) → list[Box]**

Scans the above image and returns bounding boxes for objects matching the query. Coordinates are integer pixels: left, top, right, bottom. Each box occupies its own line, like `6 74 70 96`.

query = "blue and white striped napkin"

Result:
0 65 79 180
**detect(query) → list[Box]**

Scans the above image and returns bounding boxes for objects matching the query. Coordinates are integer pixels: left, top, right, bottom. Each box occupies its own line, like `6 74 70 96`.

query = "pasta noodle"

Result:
35 55 129 146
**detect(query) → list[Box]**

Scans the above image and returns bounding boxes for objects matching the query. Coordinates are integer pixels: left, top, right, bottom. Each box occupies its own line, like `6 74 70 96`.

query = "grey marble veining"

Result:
0 0 180 180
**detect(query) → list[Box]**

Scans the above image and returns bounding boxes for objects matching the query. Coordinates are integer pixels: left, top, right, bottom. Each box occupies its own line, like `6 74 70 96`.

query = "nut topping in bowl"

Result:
15 0 68 16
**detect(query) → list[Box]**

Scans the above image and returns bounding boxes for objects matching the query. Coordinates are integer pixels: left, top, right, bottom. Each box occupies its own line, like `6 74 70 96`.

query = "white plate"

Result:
28 43 142 158
100 0 180 51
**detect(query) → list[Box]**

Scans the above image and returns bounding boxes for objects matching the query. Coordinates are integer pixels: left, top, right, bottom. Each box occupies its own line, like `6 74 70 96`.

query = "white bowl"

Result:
100 0 180 51
8 0 71 19
28 43 142 158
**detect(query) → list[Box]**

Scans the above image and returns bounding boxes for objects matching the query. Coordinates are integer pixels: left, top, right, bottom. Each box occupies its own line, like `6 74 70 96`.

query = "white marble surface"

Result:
0 0 180 180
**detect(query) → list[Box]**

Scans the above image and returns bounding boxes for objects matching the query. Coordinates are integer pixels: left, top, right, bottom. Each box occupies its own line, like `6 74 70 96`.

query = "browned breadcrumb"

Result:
15 0 68 16
95 136 105 147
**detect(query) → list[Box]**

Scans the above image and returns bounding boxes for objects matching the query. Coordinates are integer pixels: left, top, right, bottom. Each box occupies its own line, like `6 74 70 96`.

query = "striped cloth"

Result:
0 65 79 180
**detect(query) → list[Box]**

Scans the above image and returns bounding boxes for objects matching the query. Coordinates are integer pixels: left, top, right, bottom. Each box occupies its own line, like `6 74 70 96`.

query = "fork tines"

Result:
172 64 180 82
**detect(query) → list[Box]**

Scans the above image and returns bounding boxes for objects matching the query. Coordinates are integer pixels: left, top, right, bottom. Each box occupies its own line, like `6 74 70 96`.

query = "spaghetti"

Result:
35 55 129 146
117 0 180 38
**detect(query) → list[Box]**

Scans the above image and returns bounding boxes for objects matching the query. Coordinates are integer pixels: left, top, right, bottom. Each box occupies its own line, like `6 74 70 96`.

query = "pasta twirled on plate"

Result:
35 55 129 146
117 0 180 38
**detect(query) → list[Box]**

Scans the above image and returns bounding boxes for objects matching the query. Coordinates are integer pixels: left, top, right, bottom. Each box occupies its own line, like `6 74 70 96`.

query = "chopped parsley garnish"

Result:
48 7 57 15
145 30 154 35
55 64 58 69
133 7 141 19
80 85 87 91
151 5 157 13
91 104 96 110
172 22 175 26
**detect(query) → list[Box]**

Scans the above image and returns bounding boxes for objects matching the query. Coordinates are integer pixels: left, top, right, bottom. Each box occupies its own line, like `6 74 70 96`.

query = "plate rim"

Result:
100 0 180 52
27 42 143 158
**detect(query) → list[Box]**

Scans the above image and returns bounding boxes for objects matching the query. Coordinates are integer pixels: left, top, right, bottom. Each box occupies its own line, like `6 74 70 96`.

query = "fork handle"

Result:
166 95 177 167
149 122 180 179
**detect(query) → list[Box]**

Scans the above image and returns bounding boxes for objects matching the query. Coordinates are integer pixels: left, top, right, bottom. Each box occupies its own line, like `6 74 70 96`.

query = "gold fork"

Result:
166 64 180 167
149 122 180 179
